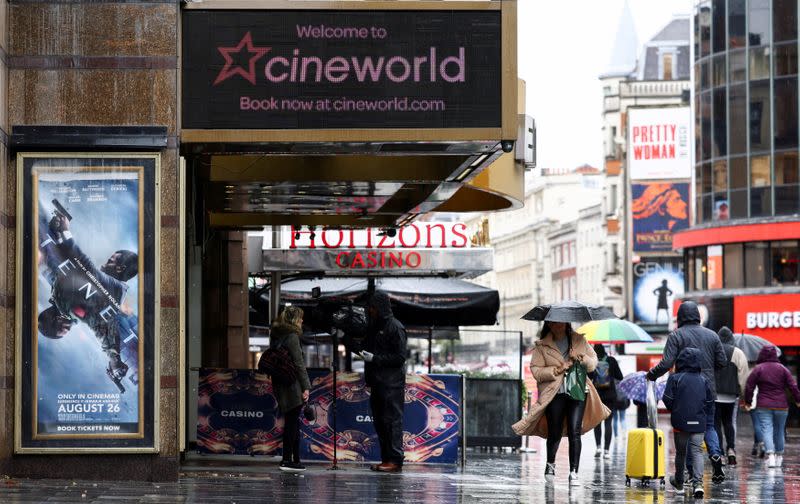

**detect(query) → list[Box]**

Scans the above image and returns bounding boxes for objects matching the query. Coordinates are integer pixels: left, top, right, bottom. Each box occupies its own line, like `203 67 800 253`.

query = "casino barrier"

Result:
197 368 462 463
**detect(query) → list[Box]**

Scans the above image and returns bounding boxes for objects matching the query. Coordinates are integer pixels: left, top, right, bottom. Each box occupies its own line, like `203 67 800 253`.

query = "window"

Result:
701 92 712 161
728 0 746 49
712 88 727 156
712 55 726 87
749 81 771 152
728 84 747 154
700 3 711 58
750 155 772 216
774 0 798 42
775 151 800 215
693 247 708 290
712 160 727 220
772 241 800 285
749 46 771 81
774 78 798 149
729 156 748 218
712 0 726 53
748 0 770 46
775 43 798 77
745 242 770 286
662 53 674 81
724 243 744 288
729 50 746 83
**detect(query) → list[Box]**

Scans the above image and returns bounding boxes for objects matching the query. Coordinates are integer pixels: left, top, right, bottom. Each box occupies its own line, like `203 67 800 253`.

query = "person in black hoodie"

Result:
361 291 407 473
663 348 714 499
647 301 727 483
589 344 623 459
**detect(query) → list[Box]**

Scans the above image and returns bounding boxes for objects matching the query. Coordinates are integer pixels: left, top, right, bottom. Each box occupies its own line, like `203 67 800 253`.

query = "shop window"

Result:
729 0 746 49
773 0 798 42
775 151 800 215
712 88 727 156
775 43 798 77
750 155 772 216
749 81 771 152
724 243 744 288
774 78 799 149
749 46 771 81
693 246 708 291
745 242 770 287
728 84 747 154
772 241 800 285
748 0 771 46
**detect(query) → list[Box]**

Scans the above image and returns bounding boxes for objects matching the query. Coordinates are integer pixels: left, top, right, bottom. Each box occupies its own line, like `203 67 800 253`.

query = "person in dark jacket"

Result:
646 301 727 483
270 306 312 472
714 326 749 465
663 348 714 499
744 345 800 468
589 344 623 459
362 291 407 473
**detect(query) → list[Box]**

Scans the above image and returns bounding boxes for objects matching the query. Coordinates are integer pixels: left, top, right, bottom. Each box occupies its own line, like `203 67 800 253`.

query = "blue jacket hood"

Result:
676 347 702 373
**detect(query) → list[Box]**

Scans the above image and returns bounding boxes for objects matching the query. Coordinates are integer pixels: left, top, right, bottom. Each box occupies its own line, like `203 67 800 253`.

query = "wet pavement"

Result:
2 415 799 503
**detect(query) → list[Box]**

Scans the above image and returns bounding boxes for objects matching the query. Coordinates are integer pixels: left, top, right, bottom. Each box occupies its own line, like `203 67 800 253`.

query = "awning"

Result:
257 277 499 327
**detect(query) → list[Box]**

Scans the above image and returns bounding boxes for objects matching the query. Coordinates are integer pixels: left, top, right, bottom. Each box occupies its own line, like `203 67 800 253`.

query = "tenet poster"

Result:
631 182 690 252
17 154 158 453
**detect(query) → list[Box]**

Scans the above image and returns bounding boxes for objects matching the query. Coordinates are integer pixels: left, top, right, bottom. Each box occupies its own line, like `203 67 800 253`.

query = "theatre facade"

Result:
0 0 523 480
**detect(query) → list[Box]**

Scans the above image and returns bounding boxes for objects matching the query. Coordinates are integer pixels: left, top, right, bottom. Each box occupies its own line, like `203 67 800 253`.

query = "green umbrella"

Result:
576 319 654 344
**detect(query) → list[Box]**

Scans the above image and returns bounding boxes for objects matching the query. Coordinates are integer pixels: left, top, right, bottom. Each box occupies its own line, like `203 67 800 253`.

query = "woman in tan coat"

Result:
512 321 611 486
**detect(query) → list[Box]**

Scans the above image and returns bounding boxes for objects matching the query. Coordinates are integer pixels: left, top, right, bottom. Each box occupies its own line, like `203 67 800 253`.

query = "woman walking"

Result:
589 344 623 459
270 306 312 472
743 345 800 468
512 322 611 486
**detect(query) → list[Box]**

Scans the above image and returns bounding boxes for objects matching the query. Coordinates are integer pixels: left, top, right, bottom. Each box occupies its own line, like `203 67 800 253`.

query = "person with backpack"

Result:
589 343 623 459
714 327 749 466
744 345 800 468
267 306 311 472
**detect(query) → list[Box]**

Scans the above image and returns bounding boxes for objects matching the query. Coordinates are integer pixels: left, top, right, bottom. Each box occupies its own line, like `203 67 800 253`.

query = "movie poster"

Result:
632 257 685 326
631 182 690 252
17 154 158 453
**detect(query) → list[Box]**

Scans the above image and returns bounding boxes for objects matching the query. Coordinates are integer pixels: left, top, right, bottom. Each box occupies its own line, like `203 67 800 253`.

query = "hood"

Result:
369 291 394 320
676 347 702 372
718 326 735 345
593 343 607 359
757 345 780 364
677 301 701 327
270 322 299 338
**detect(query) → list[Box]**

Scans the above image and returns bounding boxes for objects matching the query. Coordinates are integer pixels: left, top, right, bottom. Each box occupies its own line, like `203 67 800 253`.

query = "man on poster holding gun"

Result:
38 199 139 392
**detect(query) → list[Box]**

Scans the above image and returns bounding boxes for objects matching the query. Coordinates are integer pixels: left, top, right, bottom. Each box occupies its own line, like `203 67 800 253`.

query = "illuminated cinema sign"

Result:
182 10 501 129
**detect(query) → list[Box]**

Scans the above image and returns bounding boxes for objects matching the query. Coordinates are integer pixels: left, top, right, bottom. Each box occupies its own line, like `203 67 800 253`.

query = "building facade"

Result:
675 1 800 362
600 8 692 325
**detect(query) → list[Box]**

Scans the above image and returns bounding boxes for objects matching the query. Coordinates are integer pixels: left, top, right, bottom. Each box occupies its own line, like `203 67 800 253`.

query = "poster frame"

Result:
14 152 161 454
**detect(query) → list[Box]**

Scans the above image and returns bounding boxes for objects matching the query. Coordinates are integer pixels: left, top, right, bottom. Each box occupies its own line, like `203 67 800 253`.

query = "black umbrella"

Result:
521 301 617 323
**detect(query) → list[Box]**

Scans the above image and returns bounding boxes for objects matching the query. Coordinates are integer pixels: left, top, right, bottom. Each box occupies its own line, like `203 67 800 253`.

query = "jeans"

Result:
612 408 626 436
674 431 704 485
594 414 613 450
545 393 587 472
714 401 737 452
370 384 405 465
750 409 764 444
752 408 789 454
281 405 302 463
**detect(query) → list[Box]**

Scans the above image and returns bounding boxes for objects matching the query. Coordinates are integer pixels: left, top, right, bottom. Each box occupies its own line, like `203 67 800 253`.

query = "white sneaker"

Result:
569 471 581 486
776 455 783 467
594 448 602 458
603 451 612 460
767 453 778 467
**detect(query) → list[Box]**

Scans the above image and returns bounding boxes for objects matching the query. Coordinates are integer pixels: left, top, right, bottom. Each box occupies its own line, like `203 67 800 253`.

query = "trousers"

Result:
674 431 704 484
370 384 405 465
545 393 586 472
281 405 302 463
714 401 737 452
594 414 613 450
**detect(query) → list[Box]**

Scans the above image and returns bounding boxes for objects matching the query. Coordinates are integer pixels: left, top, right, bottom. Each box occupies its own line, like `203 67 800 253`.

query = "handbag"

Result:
257 344 298 385
564 361 587 401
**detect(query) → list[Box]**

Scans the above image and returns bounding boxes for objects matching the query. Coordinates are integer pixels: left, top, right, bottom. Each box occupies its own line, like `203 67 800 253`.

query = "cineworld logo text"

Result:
214 31 466 86
746 311 800 329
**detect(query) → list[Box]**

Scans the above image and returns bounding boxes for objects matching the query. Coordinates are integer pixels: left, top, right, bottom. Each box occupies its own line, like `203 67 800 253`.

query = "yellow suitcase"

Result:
625 428 666 488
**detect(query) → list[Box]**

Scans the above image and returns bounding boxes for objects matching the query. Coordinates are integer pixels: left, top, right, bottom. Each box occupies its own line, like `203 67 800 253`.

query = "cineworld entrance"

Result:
3 1 525 480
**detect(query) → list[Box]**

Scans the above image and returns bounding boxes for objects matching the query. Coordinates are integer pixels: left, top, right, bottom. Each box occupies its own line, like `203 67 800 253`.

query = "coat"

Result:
662 348 714 433
744 345 800 410
269 323 311 413
512 331 611 438
364 292 407 389
647 302 727 398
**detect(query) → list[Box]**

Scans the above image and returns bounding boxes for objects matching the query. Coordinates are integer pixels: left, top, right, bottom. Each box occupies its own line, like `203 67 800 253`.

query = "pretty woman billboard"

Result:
182 10 501 129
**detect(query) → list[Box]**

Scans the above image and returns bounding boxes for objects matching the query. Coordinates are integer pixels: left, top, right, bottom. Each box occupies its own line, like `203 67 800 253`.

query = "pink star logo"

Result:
213 32 269 86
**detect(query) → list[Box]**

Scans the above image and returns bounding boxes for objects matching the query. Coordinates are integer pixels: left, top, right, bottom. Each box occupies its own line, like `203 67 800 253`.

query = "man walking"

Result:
361 291 407 473
646 301 728 483
714 326 749 466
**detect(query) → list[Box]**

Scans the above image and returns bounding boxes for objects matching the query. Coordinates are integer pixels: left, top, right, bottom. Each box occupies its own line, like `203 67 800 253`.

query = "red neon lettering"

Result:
451 223 468 248
335 251 348 267
378 233 394 249
366 251 378 268
399 224 421 248
290 225 316 249
389 252 403 268
350 252 366 268
322 229 344 248
405 251 421 268
424 223 446 248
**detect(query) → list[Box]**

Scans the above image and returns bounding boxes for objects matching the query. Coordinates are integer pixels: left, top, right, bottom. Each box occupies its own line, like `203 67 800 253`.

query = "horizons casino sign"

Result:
182 10 502 129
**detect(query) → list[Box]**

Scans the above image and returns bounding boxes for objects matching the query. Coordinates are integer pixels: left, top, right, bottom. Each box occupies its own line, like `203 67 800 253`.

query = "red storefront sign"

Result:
733 294 800 347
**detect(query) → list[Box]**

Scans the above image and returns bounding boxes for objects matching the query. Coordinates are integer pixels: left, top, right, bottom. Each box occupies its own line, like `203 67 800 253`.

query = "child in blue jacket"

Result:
662 347 714 499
